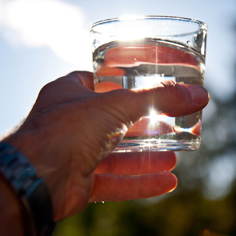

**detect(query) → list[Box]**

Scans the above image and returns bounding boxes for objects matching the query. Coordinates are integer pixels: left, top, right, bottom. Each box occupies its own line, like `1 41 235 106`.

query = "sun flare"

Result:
148 108 159 126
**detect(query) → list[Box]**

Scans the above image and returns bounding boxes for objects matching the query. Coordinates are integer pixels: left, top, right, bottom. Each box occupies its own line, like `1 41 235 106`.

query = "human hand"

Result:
3 71 209 221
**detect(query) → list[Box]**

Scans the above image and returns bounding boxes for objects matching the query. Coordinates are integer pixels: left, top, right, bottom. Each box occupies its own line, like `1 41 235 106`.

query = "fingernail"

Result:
186 85 209 104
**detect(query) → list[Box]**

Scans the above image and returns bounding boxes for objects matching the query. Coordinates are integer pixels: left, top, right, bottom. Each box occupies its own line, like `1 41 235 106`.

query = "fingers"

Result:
91 151 177 203
125 117 174 137
89 172 177 202
103 44 199 68
95 151 177 175
95 81 123 93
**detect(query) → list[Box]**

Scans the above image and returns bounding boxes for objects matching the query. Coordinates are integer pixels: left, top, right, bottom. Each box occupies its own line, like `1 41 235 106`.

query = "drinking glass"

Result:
90 15 207 152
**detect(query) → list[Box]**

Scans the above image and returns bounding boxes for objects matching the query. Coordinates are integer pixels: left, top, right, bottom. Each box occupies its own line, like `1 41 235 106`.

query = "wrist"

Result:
0 142 55 236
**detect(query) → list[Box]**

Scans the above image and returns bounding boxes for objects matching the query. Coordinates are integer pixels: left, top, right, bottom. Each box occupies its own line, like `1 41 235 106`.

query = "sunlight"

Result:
148 107 159 126
148 107 175 127
0 0 92 69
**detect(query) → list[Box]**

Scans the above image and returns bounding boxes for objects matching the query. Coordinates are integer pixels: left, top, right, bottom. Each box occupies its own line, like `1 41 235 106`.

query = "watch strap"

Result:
0 142 55 236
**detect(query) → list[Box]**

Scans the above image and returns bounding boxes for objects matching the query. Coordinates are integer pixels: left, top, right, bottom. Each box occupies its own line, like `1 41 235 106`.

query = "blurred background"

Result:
0 0 236 235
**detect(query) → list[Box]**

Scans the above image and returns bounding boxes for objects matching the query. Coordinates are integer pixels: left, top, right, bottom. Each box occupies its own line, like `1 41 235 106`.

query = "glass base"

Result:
113 139 201 152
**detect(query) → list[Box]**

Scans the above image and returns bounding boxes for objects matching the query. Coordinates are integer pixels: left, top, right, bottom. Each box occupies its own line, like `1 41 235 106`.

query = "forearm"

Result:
0 174 24 236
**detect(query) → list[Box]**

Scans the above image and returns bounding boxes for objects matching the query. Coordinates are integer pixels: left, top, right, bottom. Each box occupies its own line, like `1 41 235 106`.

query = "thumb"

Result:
66 71 209 119
98 80 209 127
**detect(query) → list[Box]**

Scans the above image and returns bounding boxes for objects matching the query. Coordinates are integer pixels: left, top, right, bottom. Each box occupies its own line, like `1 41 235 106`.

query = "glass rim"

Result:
91 15 208 31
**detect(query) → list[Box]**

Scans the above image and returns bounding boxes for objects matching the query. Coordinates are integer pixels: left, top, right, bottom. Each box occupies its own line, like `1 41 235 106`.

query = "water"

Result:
93 38 205 151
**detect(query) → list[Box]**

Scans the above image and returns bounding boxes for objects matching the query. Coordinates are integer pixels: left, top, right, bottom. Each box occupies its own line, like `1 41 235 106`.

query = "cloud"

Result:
0 0 92 70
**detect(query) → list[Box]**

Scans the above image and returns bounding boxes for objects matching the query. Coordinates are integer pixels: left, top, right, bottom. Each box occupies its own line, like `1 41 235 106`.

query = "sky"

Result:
0 0 236 198
0 0 235 135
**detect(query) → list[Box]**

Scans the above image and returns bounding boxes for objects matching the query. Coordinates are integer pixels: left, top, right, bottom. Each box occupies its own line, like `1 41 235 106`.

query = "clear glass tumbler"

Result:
90 15 208 152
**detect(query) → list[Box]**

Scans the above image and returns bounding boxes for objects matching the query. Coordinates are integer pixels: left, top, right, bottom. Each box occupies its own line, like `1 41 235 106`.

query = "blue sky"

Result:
0 0 235 136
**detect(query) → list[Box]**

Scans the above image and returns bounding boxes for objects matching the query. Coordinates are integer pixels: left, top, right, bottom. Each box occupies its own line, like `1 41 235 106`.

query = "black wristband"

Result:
0 142 55 236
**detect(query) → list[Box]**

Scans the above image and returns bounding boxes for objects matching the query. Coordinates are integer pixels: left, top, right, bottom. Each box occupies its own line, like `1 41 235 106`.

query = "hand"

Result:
3 71 209 221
